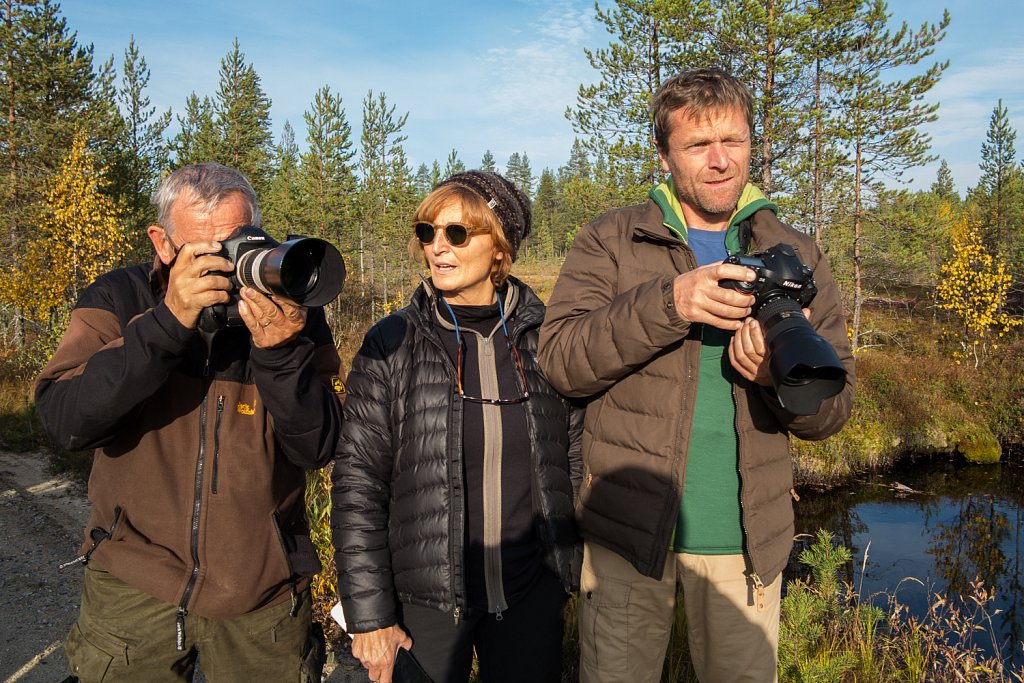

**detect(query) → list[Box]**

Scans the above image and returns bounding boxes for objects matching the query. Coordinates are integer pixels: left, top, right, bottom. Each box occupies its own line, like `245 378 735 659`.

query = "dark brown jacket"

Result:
538 200 854 585
35 259 343 619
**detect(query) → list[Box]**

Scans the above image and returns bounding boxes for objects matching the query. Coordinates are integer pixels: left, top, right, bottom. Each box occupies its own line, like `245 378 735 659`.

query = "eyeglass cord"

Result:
438 293 513 352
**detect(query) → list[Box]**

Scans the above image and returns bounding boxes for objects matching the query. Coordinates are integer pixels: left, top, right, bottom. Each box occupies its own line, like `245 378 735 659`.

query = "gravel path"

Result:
0 450 88 683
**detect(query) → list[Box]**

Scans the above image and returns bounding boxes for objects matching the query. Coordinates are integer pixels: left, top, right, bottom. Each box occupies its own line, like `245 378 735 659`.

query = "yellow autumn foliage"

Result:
936 207 1021 367
2 132 128 329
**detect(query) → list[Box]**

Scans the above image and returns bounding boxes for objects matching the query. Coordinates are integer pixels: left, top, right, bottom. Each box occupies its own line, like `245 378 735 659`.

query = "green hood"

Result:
648 178 776 255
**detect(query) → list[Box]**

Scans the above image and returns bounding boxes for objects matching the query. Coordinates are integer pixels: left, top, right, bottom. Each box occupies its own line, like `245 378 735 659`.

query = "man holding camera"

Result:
36 162 343 682
538 69 855 682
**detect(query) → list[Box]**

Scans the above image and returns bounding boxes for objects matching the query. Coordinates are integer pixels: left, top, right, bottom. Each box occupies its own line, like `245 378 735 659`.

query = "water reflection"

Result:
789 450 1024 667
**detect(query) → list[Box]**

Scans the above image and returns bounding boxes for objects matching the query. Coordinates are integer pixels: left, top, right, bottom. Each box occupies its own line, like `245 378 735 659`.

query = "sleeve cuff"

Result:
151 301 197 349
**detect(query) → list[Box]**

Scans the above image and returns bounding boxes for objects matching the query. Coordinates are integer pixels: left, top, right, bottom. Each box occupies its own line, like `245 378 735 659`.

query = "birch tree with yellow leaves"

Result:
936 208 1020 368
1 132 127 344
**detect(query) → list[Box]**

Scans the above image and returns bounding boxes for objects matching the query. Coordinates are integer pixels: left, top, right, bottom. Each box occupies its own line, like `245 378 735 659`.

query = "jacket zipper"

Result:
59 505 124 569
211 396 224 494
478 334 508 620
177 357 211 650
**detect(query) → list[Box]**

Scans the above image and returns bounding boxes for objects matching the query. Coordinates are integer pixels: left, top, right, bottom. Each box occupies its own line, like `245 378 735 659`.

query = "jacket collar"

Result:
645 179 777 255
410 275 544 341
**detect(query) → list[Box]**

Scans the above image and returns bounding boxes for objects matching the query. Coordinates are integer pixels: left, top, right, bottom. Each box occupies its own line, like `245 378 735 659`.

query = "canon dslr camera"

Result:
198 226 346 333
720 243 845 416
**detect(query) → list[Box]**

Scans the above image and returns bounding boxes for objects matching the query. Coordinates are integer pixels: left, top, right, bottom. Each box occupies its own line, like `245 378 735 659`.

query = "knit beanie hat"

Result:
438 171 532 261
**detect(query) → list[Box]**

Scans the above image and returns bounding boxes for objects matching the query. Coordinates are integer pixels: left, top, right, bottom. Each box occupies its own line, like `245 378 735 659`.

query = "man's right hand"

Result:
163 242 234 329
672 261 756 331
351 625 414 683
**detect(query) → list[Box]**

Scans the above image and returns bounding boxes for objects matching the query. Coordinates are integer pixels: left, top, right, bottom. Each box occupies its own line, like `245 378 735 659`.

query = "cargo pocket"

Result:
578 571 631 676
65 621 128 682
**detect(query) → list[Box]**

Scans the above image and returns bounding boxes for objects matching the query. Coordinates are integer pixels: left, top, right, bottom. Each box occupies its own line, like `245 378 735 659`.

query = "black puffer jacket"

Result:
331 277 583 633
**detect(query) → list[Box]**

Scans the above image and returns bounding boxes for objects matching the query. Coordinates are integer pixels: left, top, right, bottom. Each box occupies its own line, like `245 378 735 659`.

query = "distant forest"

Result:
2 0 1022 369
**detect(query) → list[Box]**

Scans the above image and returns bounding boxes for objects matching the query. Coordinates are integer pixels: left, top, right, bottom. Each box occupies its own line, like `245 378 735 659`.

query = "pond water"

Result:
790 448 1024 668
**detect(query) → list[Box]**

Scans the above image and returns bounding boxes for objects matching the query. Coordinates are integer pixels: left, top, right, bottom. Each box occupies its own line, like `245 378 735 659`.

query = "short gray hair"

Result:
153 162 261 233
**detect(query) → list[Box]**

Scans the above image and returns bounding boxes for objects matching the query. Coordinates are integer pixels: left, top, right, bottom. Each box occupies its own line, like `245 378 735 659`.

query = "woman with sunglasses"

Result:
331 171 582 683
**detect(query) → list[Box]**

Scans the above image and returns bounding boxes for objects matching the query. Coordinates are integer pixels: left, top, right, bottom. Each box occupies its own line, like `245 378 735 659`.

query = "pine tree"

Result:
298 85 356 245
357 90 409 307
532 168 558 258
716 0 827 198
931 158 958 203
213 39 273 193
976 99 1022 253
563 139 592 181
505 152 534 196
263 121 302 237
112 35 170 252
443 149 465 177
835 0 949 348
174 93 218 167
1 0 97 255
414 163 432 197
480 149 497 172
568 0 716 194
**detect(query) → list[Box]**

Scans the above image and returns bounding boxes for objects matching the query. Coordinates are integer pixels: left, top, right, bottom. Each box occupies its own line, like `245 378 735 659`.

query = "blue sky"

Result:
60 0 1023 197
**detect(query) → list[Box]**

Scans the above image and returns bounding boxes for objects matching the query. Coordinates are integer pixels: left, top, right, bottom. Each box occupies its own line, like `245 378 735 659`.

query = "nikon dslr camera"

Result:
720 243 845 416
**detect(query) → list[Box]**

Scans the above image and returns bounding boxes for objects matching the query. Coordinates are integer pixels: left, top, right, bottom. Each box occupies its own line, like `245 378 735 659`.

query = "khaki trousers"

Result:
65 564 318 682
578 540 781 683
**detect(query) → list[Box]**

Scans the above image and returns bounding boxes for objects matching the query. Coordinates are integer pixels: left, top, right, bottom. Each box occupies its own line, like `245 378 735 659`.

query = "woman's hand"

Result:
351 625 413 683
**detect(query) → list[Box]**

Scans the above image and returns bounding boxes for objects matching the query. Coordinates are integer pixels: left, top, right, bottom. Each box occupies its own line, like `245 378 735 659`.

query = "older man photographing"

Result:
36 162 344 682
539 68 855 682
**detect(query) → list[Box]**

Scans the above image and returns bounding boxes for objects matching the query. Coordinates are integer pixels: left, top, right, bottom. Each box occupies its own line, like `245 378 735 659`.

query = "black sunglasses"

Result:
414 221 489 247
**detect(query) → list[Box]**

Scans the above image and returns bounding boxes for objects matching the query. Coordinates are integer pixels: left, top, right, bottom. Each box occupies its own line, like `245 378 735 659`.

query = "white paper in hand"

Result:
330 601 348 632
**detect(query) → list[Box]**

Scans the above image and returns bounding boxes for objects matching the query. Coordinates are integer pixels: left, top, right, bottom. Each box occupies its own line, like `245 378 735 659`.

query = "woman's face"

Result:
422 201 502 306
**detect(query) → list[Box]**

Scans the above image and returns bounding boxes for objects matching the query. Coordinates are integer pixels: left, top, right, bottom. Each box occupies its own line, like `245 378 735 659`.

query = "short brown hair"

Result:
652 68 754 151
409 183 514 288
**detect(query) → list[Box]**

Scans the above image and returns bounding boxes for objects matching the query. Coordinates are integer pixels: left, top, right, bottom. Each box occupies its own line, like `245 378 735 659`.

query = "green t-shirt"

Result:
673 325 744 554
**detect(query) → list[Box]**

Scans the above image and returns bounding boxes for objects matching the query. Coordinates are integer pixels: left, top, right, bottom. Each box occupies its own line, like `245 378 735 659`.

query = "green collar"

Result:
648 178 776 255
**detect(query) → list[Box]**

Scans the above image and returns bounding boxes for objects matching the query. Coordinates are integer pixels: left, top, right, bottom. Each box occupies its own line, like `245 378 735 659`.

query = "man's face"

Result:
148 191 252 265
657 105 751 230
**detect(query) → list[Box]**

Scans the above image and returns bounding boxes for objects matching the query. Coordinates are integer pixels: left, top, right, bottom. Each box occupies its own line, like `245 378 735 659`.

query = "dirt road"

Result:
0 450 89 683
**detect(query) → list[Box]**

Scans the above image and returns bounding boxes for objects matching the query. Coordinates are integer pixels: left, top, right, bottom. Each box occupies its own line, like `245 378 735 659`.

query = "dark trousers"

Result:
400 570 567 683
65 565 318 682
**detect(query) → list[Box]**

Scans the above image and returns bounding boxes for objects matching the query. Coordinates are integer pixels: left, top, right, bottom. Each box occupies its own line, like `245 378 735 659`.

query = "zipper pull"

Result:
494 607 503 622
58 554 87 570
176 607 187 651
452 607 461 625
751 573 766 613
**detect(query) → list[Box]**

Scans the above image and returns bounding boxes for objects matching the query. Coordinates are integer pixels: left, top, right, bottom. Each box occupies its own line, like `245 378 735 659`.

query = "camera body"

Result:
720 243 845 416
720 243 817 311
198 226 346 333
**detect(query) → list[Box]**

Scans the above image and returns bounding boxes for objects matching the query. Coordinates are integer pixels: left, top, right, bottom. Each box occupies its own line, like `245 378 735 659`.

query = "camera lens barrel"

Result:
234 237 345 306
757 295 846 415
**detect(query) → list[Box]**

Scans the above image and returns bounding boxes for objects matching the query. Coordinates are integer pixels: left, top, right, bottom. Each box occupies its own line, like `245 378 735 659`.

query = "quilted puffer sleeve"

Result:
330 318 401 633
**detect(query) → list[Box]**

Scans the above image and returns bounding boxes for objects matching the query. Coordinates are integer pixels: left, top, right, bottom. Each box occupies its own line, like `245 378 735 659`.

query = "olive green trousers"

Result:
65 564 320 682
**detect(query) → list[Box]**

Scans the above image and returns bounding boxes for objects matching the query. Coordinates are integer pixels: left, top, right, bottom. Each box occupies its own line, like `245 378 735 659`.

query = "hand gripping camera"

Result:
198 226 346 333
720 243 846 416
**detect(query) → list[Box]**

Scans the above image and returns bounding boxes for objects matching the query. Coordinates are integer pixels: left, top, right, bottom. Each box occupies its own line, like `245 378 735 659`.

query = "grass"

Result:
776 531 1024 683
